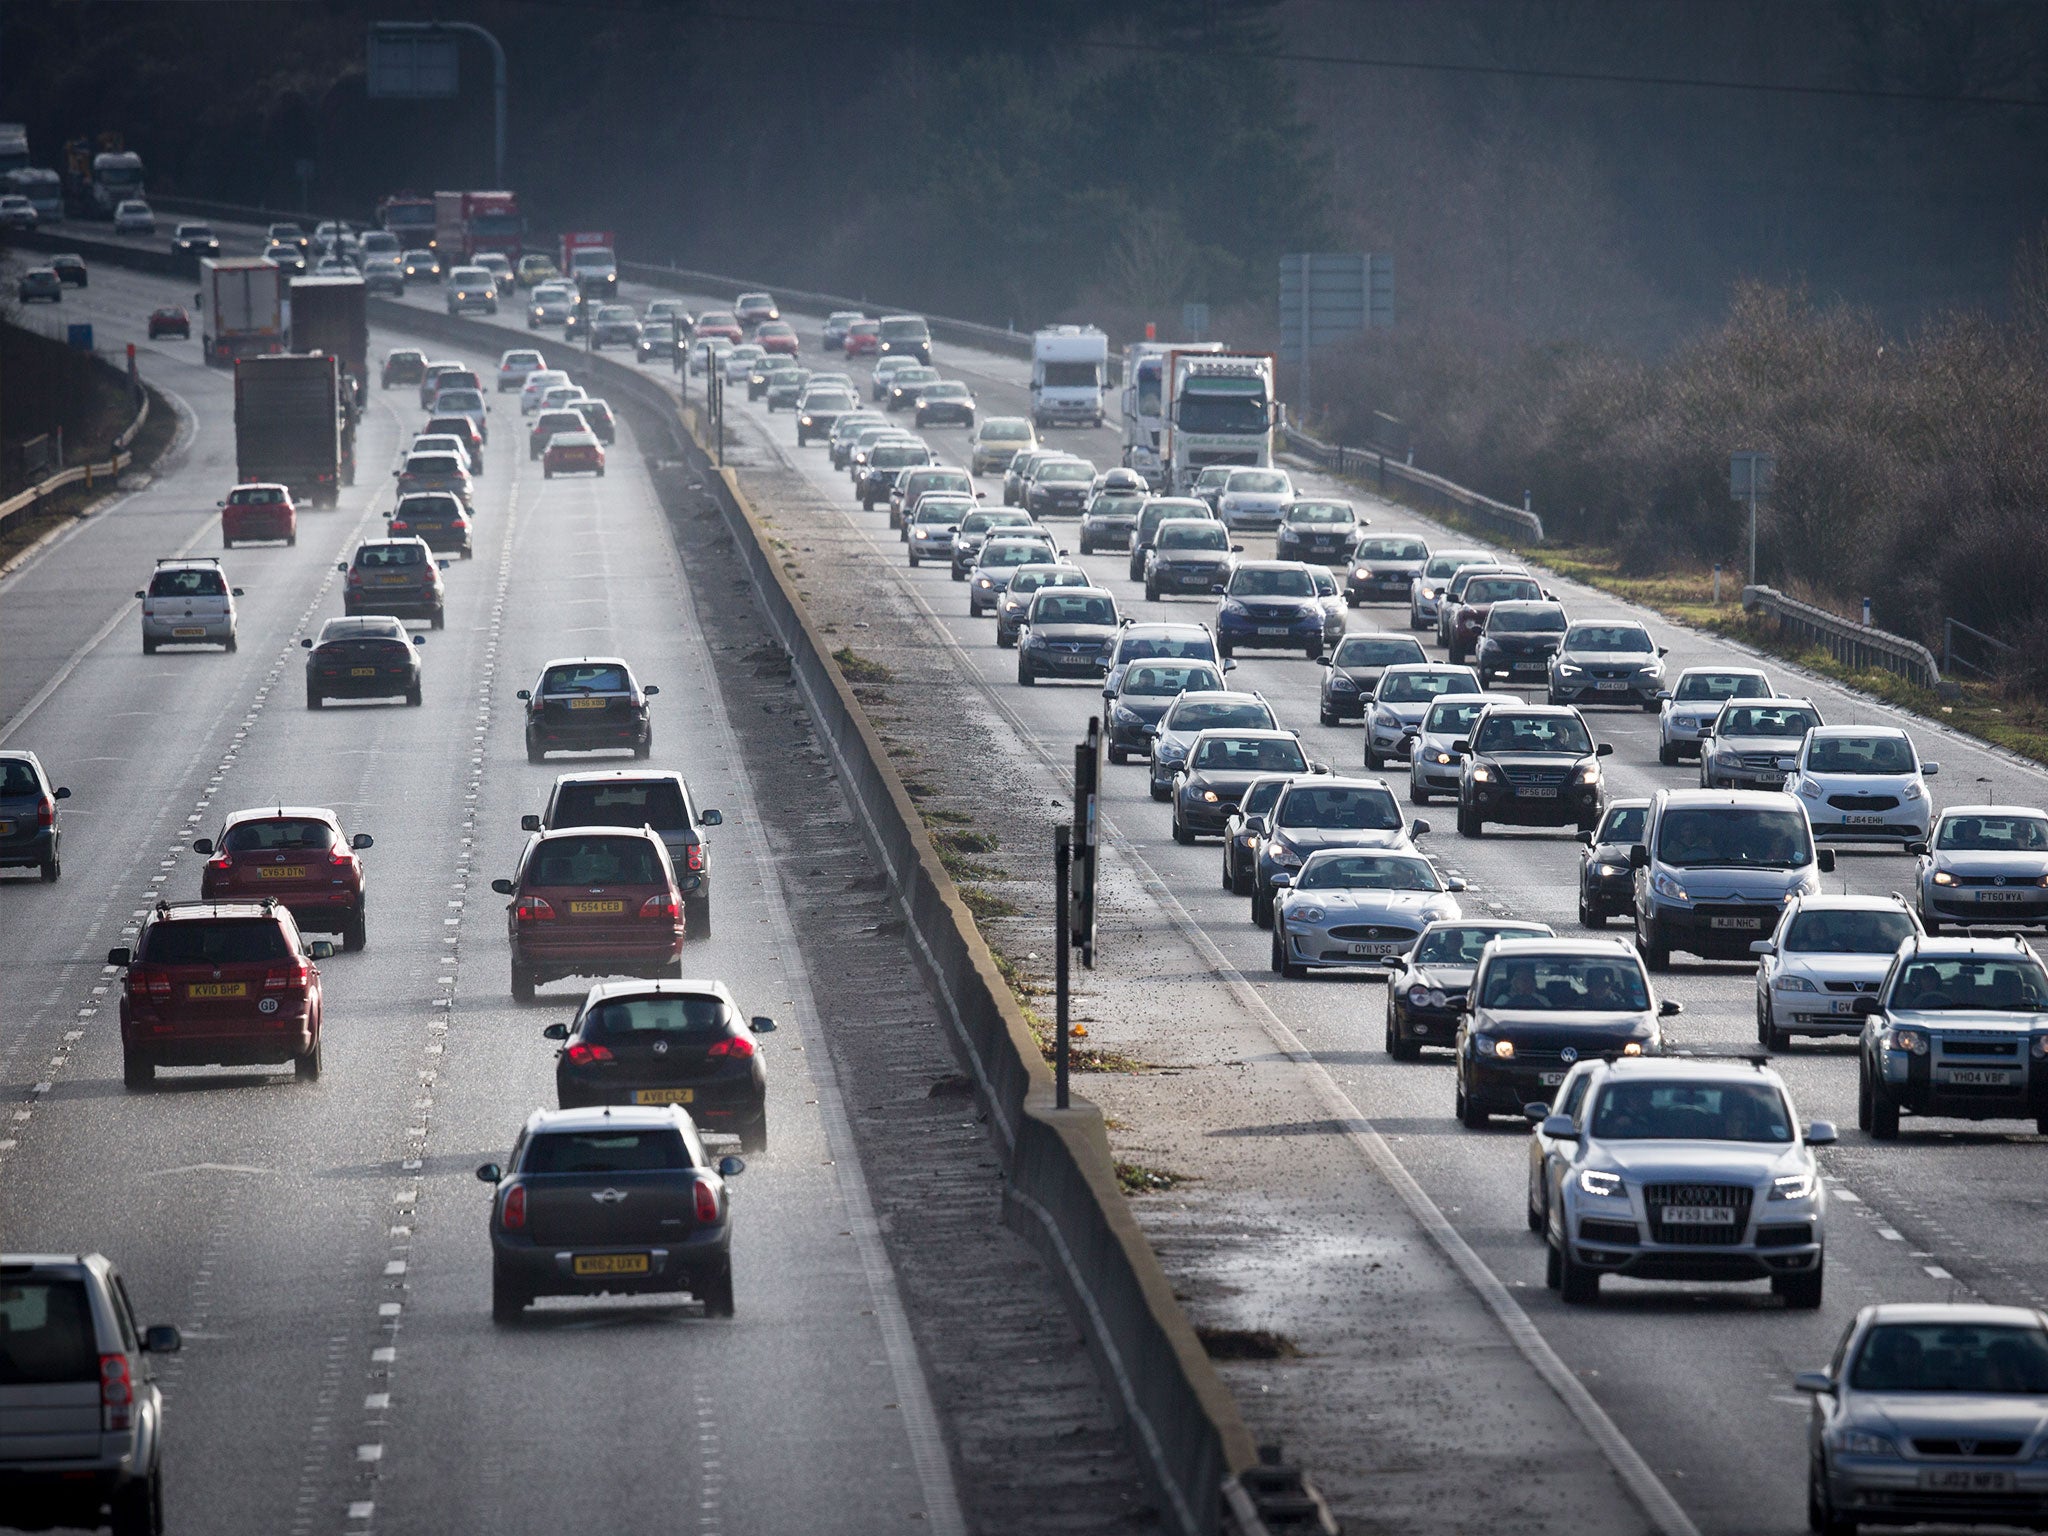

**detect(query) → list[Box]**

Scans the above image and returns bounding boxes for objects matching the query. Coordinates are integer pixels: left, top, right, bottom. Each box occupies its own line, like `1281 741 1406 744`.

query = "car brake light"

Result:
389 520 408 531
100 1354 133 1431
36 797 55 828
329 846 354 866
707 1036 755 1061
685 845 705 873
453 518 469 530
265 959 313 991
501 1185 526 1230
639 894 679 921
206 851 232 872
347 569 363 586
515 896 554 921
694 1180 719 1224
564 1041 613 1064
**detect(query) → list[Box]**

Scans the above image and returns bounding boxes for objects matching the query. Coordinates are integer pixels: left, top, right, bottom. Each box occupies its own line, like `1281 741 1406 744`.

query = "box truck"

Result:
1121 341 1224 488
199 257 286 367
235 354 349 505
289 275 368 421
1030 326 1108 429
1162 351 1276 495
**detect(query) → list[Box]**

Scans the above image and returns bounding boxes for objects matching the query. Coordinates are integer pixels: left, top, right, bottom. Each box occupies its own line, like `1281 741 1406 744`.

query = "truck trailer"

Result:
433 190 522 263
1162 351 1276 495
289 275 369 422
1121 341 1223 488
199 257 286 367
235 353 350 505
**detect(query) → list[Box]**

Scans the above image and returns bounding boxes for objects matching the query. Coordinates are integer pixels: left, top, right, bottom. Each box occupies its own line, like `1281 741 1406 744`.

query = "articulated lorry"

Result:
433 190 523 262
376 190 438 247
1161 351 1276 495
235 353 351 506
560 231 618 299
199 257 286 367
1120 341 1223 488
289 275 368 422
1030 326 1108 429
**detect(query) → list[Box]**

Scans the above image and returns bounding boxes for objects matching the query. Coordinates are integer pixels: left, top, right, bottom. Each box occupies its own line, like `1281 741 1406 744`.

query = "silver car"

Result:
1536 1056 1831 1307
1148 690 1276 800
1215 467 1295 531
1408 691 1522 804
1407 548 1492 630
1699 697 1824 790
0 1252 181 1534
1753 893 1921 1051
1800 1303 2048 1533
1912 804 2048 934
1362 664 1483 771
1656 666 1774 765
138 557 241 653
1271 846 1464 977
905 495 974 568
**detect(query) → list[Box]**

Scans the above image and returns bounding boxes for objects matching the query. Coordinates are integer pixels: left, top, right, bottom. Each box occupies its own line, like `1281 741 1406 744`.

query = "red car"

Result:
110 898 331 1088
544 430 605 479
147 306 190 340
694 310 743 344
491 827 685 1000
843 319 880 357
219 483 297 548
756 321 799 356
194 806 373 949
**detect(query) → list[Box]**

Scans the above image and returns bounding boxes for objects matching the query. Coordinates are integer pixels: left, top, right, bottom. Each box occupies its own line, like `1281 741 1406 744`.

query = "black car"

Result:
171 221 221 258
302 616 425 708
478 1106 746 1322
913 381 976 427
1016 588 1121 685
547 980 771 1149
1104 658 1228 764
1126 498 1216 581
1576 798 1649 927
877 313 932 364
884 366 942 413
577 398 617 445
382 349 428 388
637 322 678 365
1455 704 1611 837
385 492 471 558
1272 498 1363 565
1346 535 1430 607
1383 918 1556 1059
1319 632 1430 725
1171 729 1316 844
521 770 722 936
0 750 70 881
796 389 859 447
49 253 88 288
1221 774 1293 895
1025 458 1096 518
1473 601 1569 690
1143 519 1239 600
1078 490 1146 555
520 656 659 762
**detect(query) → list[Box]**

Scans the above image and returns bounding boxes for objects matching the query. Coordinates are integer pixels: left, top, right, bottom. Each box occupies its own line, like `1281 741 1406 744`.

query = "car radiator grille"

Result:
1579 1219 1640 1245
1738 753 1786 769
1938 1038 2020 1057
1823 980 1880 994
1501 764 1571 789
1954 874 2044 887
1326 924 1415 942
1644 1183 1753 1245
1827 793 1900 811
1913 1439 2024 1458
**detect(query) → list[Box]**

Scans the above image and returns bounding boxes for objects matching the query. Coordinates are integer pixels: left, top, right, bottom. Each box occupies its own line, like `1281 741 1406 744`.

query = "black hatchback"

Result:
386 492 471 558
520 657 658 761
0 751 70 882
547 980 773 1150
302 616 424 708
1576 798 1649 927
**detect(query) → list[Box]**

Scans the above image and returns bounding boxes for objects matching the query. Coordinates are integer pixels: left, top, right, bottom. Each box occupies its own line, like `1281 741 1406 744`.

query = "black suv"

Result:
1473 600 1568 690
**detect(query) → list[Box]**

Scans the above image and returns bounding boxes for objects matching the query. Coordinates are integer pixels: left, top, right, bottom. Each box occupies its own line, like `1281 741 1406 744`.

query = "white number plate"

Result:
1938 1069 2016 1087
1595 680 1630 691
1517 786 1559 799
1256 626 1288 636
1832 999 1862 1014
1977 890 2028 903
1513 660 1546 671
1709 915 1764 930
1347 941 1401 956
1920 1469 2013 1493
1845 813 1884 825
1538 1071 1566 1087
1659 1206 1736 1225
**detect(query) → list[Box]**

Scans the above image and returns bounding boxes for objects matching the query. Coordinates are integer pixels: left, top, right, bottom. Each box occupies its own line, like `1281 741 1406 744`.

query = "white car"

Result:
112 198 155 235
496 349 546 392
1215 467 1296 532
445 266 499 315
1362 664 1483 771
1912 803 2048 935
1788 724 1937 843
138 557 240 654
520 369 571 414
1657 666 1774 764
0 193 38 229
527 283 577 329
1271 847 1464 978
723 344 767 387
1407 691 1521 805
1752 893 1921 1050
692 339 734 377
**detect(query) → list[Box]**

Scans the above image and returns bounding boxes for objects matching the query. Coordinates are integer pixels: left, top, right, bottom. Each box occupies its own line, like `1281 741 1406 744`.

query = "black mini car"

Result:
1575 798 1649 927
302 616 424 708
546 980 772 1150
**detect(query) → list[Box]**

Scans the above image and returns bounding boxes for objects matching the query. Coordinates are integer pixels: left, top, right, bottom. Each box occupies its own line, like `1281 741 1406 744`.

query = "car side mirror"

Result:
413 634 426 645
232 588 245 597
491 878 515 896
1905 841 1927 857
1222 659 1237 672
1230 543 1245 553
351 833 374 850
542 1022 569 1040
1595 743 1614 757
718 1155 746 1177
338 562 349 572
1793 1370 1834 1395
1628 845 1649 869
976 490 986 499
1922 762 1939 776
1377 954 1407 968
1817 849 1836 873
54 787 70 800
644 685 660 697
749 1016 777 1033
1211 584 1229 596
142 1325 182 1354
1271 874 1293 889
516 689 532 701
107 947 132 967
191 838 213 855
1853 996 1882 1017
1446 876 1467 892
308 940 335 960
1540 1114 1579 1140
301 637 314 648
1452 740 1471 755
1523 1101 1551 1124
700 809 723 826
135 591 147 600
520 814 542 832
1659 999 1683 1017
1657 647 1669 658
1411 819 1431 837
1656 689 1672 701
1806 1120 1838 1147
392 470 401 478
476 1163 502 1184
1575 830 1593 845
1750 940 1776 956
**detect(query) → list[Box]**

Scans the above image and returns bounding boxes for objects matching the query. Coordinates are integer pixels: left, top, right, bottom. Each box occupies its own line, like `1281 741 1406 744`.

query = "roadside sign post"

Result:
1280 252 1393 417
1053 718 1102 1111
1730 451 1775 587
1054 825 1072 1110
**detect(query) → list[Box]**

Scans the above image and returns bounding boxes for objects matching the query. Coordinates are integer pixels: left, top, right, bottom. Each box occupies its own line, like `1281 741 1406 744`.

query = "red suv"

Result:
109 899 331 1088
194 807 373 949
491 828 684 1001
219 483 297 548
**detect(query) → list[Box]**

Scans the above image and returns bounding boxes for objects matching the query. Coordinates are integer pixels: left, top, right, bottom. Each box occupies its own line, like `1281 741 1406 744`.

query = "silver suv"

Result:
137 558 241 654
1534 1056 1832 1308
0 1253 181 1534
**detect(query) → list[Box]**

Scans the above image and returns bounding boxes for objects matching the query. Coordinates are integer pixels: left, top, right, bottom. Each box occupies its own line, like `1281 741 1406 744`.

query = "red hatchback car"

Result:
543 430 605 479
147 306 190 339
693 310 742 344
843 319 881 357
492 827 684 1001
110 899 331 1088
194 807 373 949
219 483 297 548
755 321 799 356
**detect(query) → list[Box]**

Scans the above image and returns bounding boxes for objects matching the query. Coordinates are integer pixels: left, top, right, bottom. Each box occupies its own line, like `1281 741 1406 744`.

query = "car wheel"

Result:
1870 1087 1900 1140
287 533 297 546
1017 660 1035 686
511 964 536 1003
431 607 445 630
1409 781 1431 806
1579 887 1604 928
342 907 367 952
405 683 423 707
1658 742 1678 766
1150 777 1170 803
1144 578 1159 602
142 636 156 655
491 1261 532 1324
1217 641 1233 660
1364 741 1383 770
225 633 237 652
1108 745 1127 765
1319 705 1337 727
109 1465 163 1536
1809 1455 1857 1536
122 1049 154 1091
1457 804 1483 839
39 851 60 882
526 736 544 765
907 552 918 567
1772 1259 1824 1310
1251 887 1274 930
1637 916 1671 972
634 730 653 760
1761 994 1790 1052
223 535 234 550
1545 1235 1563 1290
1172 811 1193 846
294 1036 322 1081
1856 1066 1874 1132
1557 1242 1600 1304
701 1260 736 1319
1457 1078 1489 1130
686 896 711 940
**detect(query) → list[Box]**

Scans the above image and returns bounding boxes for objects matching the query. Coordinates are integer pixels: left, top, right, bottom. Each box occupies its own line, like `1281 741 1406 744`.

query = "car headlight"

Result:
1330 676 1358 693
1620 1040 1644 1056
2032 1035 2048 1058
1555 662 1583 677
800 415 814 426
1885 1027 1928 1055
1902 780 1923 802
1408 986 1446 1009
1795 778 1822 800
1932 869 1958 886
1200 789 1220 803
913 528 931 539
1771 1171 1817 1201
1026 634 1048 648
1776 974 1818 993
1434 752 1457 766
1112 705 1142 725
1594 862 1626 877
1832 1429 1899 1459
976 576 994 589
1221 600 1248 616
1267 843 1301 867
1489 1037 1515 1059
1651 871 1689 901
1578 1169 1623 1198
1157 743 1186 763
1470 766 1493 783
1576 763 1601 784
1294 906 1325 921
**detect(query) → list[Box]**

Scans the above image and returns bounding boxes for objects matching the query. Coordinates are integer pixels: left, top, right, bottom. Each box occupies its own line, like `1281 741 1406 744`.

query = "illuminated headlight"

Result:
1651 871 1689 902
1771 1171 1816 1201
1330 676 1358 693
1620 1041 1644 1056
1577 1168 1622 1197
2032 1035 2048 1058
800 416 814 426
1885 1028 1928 1055
1932 870 1958 886
1200 789 1220 803
1267 844 1301 867
1832 1430 1899 1459
1434 752 1456 766
1775 974 1818 993
1489 1037 1515 1059
976 577 994 589
1594 862 1625 877
1470 766 1493 784
914 528 932 540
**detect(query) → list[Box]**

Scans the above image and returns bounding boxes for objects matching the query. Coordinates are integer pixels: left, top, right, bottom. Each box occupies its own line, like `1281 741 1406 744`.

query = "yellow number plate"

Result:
172 627 206 637
567 698 606 710
568 899 625 915
572 1253 650 1276
375 574 410 585
351 666 378 677
632 1087 693 1105
258 866 306 880
187 982 247 999
0 821 12 836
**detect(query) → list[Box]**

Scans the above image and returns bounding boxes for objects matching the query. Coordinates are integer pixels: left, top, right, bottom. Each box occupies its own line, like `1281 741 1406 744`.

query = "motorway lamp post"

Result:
1731 451 1774 589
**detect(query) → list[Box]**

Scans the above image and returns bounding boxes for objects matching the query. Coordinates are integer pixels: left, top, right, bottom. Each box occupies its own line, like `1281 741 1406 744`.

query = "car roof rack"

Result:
156 554 221 565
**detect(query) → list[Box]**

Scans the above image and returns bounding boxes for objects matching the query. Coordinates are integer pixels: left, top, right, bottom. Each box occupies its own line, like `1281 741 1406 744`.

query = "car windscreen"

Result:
922 383 970 399
1142 502 1211 531
1276 784 1402 831
1227 471 1288 493
1333 636 1426 668
983 542 1052 567
1490 607 1568 634
552 781 688 832
1192 736 1307 773
0 1278 99 1383
357 544 425 568
1850 1324 2048 1393
402 457 462 478
149 569 226 597
226 487 285 505
1037 461 1092 483
1423 553 1487 578
542 664 629 693
1891 956 2048 1011
1380 671 1473 703
1286 502 1353 525
143 919 291 965
806 392 856 410
1117 633 1213 661
1414 925 1545 966
1598 805 1648 843
1090 493 1146 518
1784 908 1917 953
905 472 971 495
1294 852 1439 891
879 318 928 340
1720 706 1819 737
871 446 929 468
1231 568 1315 598
1464 577 1542 604
581 993 730 1043
520 1129 692 1174
1471 715 1593 755
1357 538 1428 561
980 419 1032 441
1654 807 1813 869
914 503 967 525
1423 698 1493 734
537 413 587 434
222 819 337 853
1935 814 2048 851
1806 735 1917 774
1482 954 1652 1012
1009 569 1080 595
1157 524 1229 551
1588 1080 1791 1142
1169 700 1273 731
528 835 664 887
1032 594 1115 626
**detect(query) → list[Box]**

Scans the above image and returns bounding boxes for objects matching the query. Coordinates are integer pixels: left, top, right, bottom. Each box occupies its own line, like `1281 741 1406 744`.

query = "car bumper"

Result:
1391 998 1461 1048
527 720 649 749
1874 1051 2048 1120
1805 806 1932 841
491 1227 729 1295
223 514 294 541
1083 522 1136 549
310 668 418 699
1561 1212 1821 1284
1349 573 1415 602
1661 718 1711 754
1923 888 2048 925
1176 795 1239 834
142 616 234 642
1701 762 1797 791
1217 615 1322 649
1583 871 1633 914
1646 902 1785 958
1280 921 1421 968
511 933 683 980
1275 537 1353 565
1465 780 1600 827
1221 508 1285 531
1548 676 1660 704
1108 716 1158 753
1367 719 1421 758
1323 688 1365 720
918 408 974 425
1464 1053 1583 1112
1022 647 1110 677
1821 1456 2048 1526
0 827 57 866
555 1072 764 1124
1151 562 1229 593
121 1007 316 1065
1409 757 1461 791
346 594 441 618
